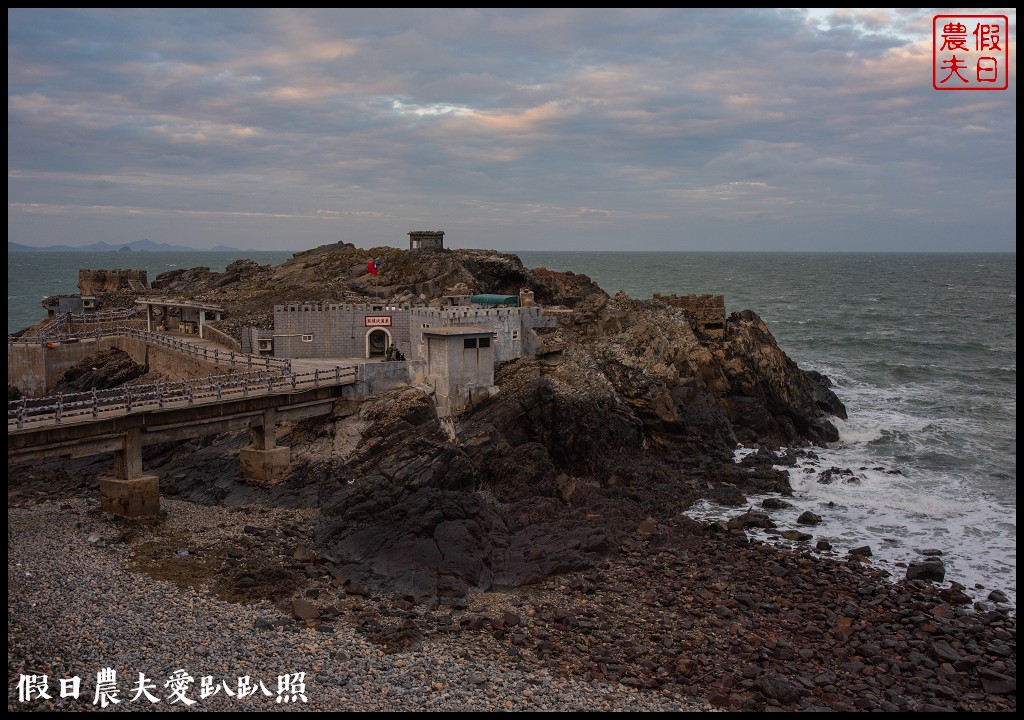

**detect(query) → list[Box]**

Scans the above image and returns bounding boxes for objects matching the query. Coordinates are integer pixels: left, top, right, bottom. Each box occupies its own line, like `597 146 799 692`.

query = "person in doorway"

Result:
385 344 395 361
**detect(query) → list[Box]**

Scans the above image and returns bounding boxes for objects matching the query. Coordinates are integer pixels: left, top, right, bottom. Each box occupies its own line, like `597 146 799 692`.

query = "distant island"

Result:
8 239 248 253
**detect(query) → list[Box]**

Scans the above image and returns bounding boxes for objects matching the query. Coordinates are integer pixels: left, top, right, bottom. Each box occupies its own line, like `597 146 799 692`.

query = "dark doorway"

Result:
368 329 388 358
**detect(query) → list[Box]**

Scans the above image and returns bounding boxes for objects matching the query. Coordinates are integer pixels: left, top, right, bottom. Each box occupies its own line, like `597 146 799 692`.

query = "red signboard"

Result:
364 316 392 327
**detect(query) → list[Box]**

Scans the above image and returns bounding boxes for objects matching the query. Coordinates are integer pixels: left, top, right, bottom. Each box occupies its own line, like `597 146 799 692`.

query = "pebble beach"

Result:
7 492 1016 713
8 497 714 712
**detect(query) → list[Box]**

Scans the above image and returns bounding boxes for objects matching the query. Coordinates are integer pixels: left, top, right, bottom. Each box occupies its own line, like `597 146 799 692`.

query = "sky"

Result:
7 8 1017 253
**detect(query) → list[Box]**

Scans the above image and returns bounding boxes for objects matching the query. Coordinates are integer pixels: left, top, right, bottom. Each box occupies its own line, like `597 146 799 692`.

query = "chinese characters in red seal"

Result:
933 15 1009 90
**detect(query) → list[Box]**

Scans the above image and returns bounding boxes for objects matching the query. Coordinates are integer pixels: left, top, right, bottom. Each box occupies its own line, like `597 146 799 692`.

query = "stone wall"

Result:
653 293 726 340
7 336 230 397
201 324 241 351
410 306 549 362
267 302 553 364
273 302 412 360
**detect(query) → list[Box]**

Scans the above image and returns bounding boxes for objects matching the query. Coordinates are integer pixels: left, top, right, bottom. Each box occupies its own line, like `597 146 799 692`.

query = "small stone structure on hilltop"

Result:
653 293 726 340
408 230 445 251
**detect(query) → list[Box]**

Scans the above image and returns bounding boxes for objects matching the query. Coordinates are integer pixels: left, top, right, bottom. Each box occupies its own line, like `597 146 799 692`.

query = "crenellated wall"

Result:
265 301 554 363
410 305 552 362
273 302 413 360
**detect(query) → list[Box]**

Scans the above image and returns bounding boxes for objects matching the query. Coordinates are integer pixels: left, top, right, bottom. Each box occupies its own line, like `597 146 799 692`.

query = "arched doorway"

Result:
366 328 391 359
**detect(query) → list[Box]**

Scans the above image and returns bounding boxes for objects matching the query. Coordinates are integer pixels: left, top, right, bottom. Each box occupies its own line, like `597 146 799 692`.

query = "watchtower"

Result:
409 231 445 250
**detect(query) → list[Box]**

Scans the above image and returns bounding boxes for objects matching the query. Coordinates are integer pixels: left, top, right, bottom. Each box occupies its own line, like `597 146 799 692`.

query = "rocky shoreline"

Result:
8 489 1016 712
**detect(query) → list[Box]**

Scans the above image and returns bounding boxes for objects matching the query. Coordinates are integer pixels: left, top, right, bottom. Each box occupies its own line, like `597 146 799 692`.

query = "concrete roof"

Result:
136 298 225 312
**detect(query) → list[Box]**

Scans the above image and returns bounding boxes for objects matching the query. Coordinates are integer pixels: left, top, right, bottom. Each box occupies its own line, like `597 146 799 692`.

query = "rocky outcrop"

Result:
538 294 845 452
716 310 847 447
51 347 148 394
78 268 149 295
303 387 626 601
304 286 846 600
146 245 610 339
151 258 273 293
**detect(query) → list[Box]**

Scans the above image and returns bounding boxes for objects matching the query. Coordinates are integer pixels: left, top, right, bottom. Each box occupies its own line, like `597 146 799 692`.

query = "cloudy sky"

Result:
7 8 1017 252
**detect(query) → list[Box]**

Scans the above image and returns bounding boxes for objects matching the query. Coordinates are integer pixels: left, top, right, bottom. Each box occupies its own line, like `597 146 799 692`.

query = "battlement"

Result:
411 306 544 321
276 302 411 313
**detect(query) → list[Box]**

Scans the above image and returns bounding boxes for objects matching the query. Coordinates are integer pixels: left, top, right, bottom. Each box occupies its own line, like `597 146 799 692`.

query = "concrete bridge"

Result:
8 328 365 518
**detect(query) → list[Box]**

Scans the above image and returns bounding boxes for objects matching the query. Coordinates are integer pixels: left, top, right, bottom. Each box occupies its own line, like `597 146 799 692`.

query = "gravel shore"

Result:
8 497 715 712
8 494 1016 712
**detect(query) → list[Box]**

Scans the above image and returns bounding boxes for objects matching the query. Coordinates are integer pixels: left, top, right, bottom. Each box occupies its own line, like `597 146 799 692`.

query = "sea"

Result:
7 249 1017 608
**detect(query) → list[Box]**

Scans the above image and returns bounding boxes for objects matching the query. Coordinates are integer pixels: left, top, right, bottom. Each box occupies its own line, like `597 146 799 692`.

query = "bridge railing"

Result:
9 326 293 375
119 328 293 373
8 364 359 430
38 313 70 339
36 308 141 341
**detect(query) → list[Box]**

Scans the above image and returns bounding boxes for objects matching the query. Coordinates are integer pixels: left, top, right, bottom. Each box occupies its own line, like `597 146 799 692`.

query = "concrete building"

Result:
54 296 99 316
410 304 554 363
136 299 226 340
256 298 555 364
422 327 498 416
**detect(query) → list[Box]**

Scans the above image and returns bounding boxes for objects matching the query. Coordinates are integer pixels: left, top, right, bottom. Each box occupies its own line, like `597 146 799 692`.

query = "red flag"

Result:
367 260 379 275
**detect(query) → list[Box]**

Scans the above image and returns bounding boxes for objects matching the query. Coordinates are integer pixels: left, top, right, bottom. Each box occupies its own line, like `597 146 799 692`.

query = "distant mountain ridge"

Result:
8 239 247 253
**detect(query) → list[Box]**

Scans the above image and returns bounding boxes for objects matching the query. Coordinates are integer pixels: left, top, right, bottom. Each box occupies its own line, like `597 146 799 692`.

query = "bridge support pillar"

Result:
100 429 160 517
101 476 160 518
240 446 290 486
240 408 290 486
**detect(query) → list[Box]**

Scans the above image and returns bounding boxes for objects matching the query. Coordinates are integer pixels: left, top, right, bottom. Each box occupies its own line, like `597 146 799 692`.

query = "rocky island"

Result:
7 242 1016 712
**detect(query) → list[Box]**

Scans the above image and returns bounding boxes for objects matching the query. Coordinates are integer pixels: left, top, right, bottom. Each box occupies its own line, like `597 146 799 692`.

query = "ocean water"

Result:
6 250 295 336
7 250 1017 607
517 251 1017 608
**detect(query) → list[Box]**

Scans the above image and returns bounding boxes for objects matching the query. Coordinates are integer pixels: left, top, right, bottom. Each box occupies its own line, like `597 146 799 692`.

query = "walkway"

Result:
8 330 358 433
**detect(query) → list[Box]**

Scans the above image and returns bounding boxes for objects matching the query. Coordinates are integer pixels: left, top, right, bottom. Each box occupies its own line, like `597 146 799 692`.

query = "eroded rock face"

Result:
50 347 148 394
716 310 847 447
78 268 148 295
540 295 846 452
151 259 272 293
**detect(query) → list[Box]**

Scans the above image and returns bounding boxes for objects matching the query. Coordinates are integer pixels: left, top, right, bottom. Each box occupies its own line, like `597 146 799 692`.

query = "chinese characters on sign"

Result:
16 670 308 706
364 315 393 327
933 15 1008 90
